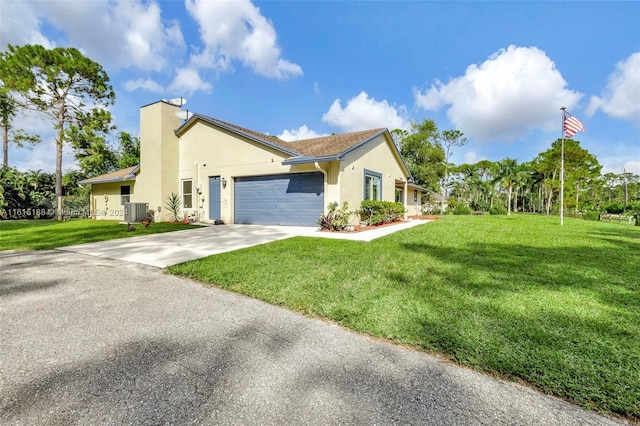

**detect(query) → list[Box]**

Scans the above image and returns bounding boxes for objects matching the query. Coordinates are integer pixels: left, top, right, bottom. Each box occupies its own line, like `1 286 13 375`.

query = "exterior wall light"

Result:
222 177 227 188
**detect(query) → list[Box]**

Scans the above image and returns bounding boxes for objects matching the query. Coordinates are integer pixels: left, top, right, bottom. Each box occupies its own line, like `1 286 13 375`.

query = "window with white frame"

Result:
182 179 193 208
120 185 130 205
363 170 382 201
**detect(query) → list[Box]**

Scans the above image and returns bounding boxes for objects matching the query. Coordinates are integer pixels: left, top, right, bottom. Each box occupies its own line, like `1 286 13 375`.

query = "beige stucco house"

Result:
81 100 427 226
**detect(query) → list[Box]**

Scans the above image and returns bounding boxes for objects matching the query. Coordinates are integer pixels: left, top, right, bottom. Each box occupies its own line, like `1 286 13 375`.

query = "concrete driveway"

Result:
0 251 625 425
58 224 317 268
58 221 430 268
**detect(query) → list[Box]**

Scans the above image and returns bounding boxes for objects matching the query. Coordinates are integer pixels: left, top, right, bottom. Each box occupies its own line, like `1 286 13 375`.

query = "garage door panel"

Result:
234 173 324 226
287 181 322 194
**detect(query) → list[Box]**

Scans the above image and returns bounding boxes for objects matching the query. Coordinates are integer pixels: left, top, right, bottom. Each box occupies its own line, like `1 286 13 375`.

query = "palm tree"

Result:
493 158 519 215
476 160 498 208
454 163 480 207
512 163 532 213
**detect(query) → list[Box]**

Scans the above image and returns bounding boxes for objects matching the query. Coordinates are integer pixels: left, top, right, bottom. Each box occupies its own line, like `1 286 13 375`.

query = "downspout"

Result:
314 162 327 214
193 161 199 220
91 188 96 219
403 181 408 219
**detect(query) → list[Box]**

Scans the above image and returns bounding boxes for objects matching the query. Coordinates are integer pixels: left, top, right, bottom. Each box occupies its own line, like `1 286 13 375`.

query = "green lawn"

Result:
0 219 198 250
170 215 640 421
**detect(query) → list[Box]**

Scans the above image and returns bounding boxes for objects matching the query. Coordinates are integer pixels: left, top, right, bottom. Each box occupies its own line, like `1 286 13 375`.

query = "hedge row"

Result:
359 200 406 226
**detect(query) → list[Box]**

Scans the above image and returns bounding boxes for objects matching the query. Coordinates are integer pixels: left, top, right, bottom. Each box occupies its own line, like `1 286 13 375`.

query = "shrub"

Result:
626 202 640 214
582 210 600 221
489 205 508 215
318 201 353 231
425 206 444 216
602 202 624 214
359 200 405 225
62 194 90 219
0 166 56 219
471 200 490 212
452 204 472 215
629 204 640 226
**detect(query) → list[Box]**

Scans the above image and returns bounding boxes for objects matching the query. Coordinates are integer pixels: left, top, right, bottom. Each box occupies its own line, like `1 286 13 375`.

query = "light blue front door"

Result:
209 176 221 220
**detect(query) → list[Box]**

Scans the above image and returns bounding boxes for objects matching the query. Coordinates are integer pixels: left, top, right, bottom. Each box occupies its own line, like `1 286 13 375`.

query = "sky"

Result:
2 0 639 175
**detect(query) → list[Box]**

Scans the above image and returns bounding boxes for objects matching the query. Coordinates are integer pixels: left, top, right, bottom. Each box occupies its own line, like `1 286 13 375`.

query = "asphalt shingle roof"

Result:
288 128 386 157
78 165 138 185
191 114 387 158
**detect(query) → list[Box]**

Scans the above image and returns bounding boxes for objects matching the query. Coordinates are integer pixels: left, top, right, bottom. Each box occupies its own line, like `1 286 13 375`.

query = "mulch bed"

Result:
407 215 440 220
322 216 437 233
319 220 403 234
354 220 405 232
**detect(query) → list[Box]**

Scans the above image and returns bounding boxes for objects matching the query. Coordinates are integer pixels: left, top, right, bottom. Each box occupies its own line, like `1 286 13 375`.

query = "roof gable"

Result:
283 128 412 179
175 114 301 156
173 113 411 178
176 115 391 160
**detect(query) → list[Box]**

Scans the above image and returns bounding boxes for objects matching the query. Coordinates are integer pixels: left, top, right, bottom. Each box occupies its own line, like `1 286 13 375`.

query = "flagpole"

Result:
560 107 566 226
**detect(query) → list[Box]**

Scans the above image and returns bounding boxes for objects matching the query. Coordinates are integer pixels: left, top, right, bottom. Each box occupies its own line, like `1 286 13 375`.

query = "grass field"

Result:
0 219 198 250
169 215 640 420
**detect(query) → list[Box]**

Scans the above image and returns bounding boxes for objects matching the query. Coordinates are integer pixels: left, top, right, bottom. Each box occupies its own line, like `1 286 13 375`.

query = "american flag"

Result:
563 110 585 138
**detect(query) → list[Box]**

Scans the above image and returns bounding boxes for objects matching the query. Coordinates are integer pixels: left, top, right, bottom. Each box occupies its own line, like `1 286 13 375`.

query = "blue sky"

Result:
2 0 639 175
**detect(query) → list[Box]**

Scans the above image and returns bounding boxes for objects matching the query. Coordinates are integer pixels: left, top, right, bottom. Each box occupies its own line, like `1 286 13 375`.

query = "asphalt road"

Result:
0 250 627 425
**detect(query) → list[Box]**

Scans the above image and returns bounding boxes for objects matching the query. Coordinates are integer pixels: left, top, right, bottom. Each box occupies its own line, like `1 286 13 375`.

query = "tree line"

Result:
396 119 639 217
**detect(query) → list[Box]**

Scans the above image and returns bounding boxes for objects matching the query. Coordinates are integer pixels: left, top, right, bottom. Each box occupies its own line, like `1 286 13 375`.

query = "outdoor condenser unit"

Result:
124 202 149 222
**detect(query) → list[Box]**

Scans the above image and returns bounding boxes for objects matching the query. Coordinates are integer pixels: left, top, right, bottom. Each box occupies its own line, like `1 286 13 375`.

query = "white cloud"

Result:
12 106 55 136
168 67 213 95
277 125 327 141
415 45 583 143
601 160 640 175
463 151 480 164
1 1 185 72
586 52 640 126
591 137 640 175
9 136 77 173
624 160 640 175
322 91 410 132
314 82 320 95
0 1 55 50
185 0 302 79
124 78 164 93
